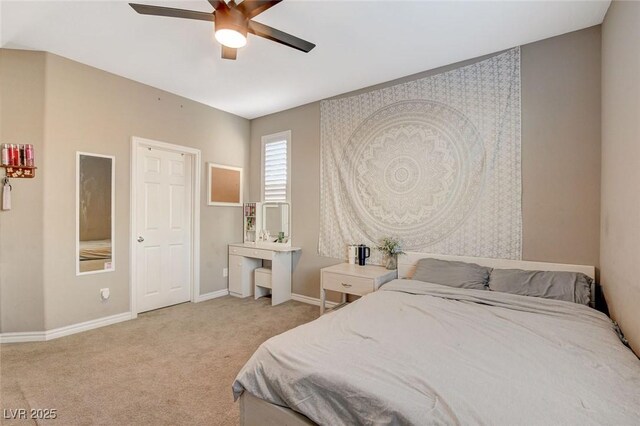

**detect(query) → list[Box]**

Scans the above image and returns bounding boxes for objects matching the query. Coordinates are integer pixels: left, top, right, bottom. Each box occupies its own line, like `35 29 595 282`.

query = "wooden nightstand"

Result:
320 263 398 314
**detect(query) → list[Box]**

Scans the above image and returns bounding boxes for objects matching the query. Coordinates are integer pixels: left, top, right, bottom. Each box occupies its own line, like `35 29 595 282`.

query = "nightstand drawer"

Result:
322 272 374 296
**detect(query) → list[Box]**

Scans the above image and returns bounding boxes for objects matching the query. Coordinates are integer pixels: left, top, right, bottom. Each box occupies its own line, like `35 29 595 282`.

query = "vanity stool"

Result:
254 267 272 300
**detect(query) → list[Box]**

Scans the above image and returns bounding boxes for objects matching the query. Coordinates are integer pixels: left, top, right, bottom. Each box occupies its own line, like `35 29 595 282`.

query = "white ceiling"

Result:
1 0 610 119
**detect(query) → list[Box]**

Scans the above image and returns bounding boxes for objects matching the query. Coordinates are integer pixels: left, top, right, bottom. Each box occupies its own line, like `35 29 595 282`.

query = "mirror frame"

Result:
262 202 291 243
76 152 116 276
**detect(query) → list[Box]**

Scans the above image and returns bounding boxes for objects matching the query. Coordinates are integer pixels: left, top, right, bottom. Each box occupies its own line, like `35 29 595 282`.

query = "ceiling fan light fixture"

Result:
129 1 316 59
215 28 247 48
214 9 248 49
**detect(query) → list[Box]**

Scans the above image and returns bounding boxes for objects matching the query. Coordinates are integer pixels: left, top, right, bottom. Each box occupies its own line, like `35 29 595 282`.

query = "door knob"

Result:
137 236 144 243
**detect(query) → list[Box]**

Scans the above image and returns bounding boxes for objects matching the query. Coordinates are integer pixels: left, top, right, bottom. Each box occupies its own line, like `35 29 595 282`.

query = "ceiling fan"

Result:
129 0 315 60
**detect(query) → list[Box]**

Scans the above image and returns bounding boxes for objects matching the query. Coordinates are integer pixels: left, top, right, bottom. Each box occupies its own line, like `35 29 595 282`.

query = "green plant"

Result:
376 237 405 257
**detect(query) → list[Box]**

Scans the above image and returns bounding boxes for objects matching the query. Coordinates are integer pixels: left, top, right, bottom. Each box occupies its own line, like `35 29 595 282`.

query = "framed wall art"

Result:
207 163 243 207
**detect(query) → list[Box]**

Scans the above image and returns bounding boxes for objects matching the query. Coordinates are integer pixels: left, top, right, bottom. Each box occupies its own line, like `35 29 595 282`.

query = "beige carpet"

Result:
0 296 318 425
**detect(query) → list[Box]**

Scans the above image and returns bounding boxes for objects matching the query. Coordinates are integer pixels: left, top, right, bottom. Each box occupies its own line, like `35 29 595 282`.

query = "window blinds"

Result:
263 139 288 202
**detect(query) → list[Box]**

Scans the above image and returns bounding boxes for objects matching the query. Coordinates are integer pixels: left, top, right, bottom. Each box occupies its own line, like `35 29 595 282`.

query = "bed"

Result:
232 252 640 425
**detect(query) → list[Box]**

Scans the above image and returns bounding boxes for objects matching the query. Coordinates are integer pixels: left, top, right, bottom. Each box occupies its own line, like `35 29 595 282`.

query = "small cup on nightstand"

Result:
357 245 370 265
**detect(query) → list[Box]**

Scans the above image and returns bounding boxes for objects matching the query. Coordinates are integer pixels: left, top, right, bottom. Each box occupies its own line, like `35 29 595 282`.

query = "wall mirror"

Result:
262 202 290 243
76 152 115 275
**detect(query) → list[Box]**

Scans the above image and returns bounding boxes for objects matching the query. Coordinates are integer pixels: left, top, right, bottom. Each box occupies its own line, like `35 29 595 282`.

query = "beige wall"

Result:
521 27 601 264
250 27 602 300
0 50 47 332
0 50 250 332
600 0 640 354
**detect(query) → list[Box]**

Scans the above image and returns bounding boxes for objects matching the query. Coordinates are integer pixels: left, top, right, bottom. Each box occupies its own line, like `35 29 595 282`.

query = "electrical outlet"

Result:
100 288 110 301
223 268 228 278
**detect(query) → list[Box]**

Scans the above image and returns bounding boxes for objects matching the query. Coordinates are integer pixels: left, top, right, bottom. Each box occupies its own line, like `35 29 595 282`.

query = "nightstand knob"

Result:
341 283 352 288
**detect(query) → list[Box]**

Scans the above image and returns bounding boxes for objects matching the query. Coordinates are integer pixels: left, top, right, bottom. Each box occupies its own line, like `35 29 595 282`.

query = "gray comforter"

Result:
232 280 640 425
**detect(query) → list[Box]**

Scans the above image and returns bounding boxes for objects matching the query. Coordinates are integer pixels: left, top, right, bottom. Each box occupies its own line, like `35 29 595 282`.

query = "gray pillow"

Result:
489 269 592 305
412 258 491 290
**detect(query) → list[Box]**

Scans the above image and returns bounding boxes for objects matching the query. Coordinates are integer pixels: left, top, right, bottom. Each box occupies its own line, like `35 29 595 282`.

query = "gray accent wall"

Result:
250 26 602 301
600 0 640 354
0 50 250 332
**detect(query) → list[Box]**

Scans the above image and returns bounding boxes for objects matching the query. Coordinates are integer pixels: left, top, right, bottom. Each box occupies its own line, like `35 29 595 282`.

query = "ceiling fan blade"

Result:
221 46 238 60
208 0 229 11
129 3 215 22
248 20 315 53
237 1 281 19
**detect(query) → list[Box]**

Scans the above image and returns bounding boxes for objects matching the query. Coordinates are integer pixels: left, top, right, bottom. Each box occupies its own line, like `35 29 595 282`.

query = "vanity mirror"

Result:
262 202 290 243
76 152 115 275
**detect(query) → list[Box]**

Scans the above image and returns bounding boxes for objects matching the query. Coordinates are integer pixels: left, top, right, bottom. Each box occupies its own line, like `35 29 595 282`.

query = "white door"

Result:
135 146 192 313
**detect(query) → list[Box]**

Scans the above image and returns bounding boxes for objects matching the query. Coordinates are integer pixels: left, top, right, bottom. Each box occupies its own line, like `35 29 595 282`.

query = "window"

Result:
261 131 290 202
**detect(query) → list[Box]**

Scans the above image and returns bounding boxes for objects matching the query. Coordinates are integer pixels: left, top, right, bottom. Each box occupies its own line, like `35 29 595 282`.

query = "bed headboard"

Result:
398 252 596 306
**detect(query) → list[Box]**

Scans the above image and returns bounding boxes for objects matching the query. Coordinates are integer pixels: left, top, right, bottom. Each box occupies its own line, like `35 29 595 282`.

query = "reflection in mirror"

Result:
77 153 115 275
263 202 290 242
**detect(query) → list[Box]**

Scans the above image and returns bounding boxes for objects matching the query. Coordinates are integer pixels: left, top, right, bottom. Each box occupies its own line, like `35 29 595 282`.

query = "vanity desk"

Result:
231 201 296 305
228 243 301 306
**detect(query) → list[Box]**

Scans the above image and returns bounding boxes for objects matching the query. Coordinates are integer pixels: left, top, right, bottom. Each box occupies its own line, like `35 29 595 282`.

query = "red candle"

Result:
11 144 20 166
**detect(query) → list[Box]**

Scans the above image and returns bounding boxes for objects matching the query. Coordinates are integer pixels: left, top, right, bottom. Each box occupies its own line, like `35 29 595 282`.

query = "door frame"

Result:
129 136 201 317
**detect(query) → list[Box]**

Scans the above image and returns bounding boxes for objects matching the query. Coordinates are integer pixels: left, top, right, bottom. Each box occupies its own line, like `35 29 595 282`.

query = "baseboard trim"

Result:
46 312 133 341
0 312 133 344
195 289 229 302
0 331 47 343
291 293 338 308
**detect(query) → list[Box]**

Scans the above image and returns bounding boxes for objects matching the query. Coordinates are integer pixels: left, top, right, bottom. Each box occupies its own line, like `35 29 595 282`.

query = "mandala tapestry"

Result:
319 48 522 263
